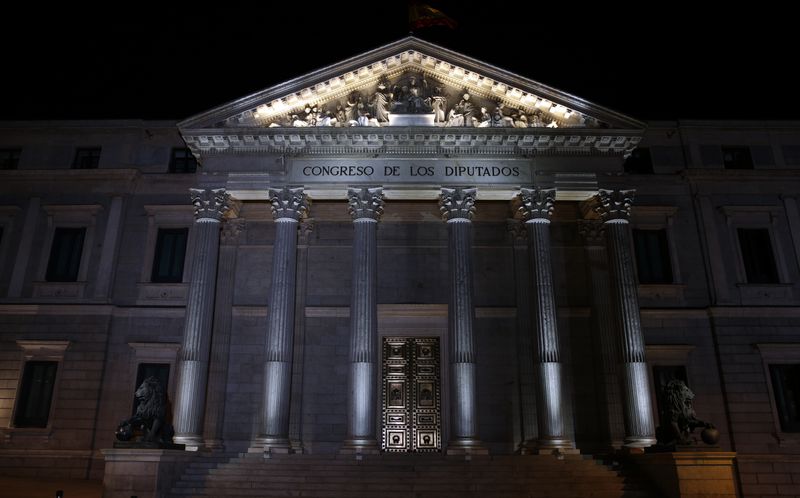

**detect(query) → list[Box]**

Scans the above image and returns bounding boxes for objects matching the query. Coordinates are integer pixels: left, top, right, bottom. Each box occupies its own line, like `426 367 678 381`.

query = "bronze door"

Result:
381 337 441 452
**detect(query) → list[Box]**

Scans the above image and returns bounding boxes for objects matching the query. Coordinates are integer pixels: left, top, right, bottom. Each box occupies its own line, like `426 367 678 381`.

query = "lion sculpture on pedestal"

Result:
656 379 715 446
115 376 175 445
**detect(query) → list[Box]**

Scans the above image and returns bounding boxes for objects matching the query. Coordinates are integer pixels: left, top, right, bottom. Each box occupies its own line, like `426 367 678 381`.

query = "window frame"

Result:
168 148 198 174
33 205 102 299
0 206 21 284
127 342 180 413
632 228 674 285
721 145 754 170
8 341 69 432
630 206 684 302
755 343 800 444
721 206 791 300
645 344 695 428
0 148 21 170
137 205 195 305
71 147 101 170
150 227 189 283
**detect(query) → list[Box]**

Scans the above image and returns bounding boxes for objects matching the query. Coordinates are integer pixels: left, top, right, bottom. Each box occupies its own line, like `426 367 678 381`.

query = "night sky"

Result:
2 3 795 122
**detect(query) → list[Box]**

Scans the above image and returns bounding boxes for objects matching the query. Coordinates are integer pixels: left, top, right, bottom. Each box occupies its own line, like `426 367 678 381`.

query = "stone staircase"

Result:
169 452 658 498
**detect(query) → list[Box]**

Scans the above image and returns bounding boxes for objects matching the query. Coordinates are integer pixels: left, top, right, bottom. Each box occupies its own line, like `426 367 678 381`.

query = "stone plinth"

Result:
629 451 737 498
101 449 196 498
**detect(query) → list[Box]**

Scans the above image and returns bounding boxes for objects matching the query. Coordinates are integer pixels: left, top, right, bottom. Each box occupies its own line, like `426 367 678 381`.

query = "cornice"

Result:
182 127 642 158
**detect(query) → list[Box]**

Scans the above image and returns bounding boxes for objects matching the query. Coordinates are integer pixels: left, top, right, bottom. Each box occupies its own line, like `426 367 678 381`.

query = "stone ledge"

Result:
628 451 737 498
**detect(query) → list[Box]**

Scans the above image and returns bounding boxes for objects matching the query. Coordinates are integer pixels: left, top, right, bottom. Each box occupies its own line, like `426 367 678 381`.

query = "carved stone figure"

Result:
429 86 447 123
115 376 175 446
655 379 715 446
372 83 390 123
446 93 475 127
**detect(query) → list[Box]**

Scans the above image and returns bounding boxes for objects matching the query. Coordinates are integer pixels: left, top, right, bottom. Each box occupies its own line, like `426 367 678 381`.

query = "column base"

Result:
623 435 657 451
446 439 488 455
249 437 294 455
173 434 203 451
203 438 225 451
340 438 380 455
536 437 577 452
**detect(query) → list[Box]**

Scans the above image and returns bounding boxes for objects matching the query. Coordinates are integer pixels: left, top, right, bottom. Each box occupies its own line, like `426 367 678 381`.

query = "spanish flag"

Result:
409 2 458 30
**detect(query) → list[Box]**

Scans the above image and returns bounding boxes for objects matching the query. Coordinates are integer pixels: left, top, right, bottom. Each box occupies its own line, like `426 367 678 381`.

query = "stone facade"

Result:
1 39 800 497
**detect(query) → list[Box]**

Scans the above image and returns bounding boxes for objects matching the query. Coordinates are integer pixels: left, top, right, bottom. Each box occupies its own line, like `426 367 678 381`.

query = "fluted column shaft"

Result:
518 188 574 451
257 187 308 452
595 190 656 448
510 223 538 451
203 218 244 449
580 221 625 448
440 188 484 452
344 187 384 452
174 188 230 448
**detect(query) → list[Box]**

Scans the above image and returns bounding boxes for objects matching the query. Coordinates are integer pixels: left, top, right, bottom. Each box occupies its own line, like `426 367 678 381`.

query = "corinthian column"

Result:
592 189 656 449
342 187 385 454
255 187 308 453
173 188 230 449
439 187 485 454
579 220 625 449
517 188 574 452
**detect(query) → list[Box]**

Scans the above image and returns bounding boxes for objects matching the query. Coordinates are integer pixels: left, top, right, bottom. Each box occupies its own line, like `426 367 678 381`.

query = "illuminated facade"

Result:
0 38 799 497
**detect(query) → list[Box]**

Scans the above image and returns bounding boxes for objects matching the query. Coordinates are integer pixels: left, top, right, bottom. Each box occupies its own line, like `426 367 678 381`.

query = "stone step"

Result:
169 453 655 498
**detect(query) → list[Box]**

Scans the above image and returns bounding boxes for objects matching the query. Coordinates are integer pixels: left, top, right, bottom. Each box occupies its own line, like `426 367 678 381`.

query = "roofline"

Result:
178 36 645 130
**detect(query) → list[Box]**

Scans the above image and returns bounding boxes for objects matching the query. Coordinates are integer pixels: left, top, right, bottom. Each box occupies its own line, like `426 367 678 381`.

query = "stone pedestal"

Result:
101 449 197 498
630 451 737 498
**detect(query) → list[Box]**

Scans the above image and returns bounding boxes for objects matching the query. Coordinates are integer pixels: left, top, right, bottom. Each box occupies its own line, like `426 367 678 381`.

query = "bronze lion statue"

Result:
656 379 713 446
115 376 175 445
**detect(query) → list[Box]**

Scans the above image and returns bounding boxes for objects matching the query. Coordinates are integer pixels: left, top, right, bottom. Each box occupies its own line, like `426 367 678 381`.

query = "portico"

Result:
170 36 655 455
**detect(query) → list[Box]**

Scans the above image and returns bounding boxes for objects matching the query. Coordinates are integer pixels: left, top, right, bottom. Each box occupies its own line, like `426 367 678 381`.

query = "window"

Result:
132 363 170 416
722 146 753 170
14 361 58 428
45 227 86 282
151 228 188 283
738 228 779 283
623 147 653 174
72 148 101 169
652 365 688 422
633 229 673 284
169 148 198 173
0 149 21 170
769 364 800 433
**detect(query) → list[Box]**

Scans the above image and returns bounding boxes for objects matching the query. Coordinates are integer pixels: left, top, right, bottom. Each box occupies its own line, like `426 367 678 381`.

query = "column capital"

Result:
578 220 605 245
439 187 477 221
517 187 555 222
190 188 230 221
269 187 309 221
593 189 635 222
347 187 385 221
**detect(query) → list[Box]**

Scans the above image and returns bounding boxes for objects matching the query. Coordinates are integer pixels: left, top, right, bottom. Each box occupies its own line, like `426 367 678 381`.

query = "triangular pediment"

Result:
178 37 643 132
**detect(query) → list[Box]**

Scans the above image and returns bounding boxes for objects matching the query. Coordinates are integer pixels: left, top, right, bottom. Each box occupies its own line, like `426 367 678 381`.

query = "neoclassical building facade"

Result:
1 38 799 497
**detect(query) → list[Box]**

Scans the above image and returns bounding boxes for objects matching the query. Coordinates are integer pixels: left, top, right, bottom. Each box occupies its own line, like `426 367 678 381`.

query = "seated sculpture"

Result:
115 376 175 445
655 379 716 446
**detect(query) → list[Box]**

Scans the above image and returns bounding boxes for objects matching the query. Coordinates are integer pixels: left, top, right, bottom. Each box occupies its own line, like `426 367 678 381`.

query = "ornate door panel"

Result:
381 337 441 452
